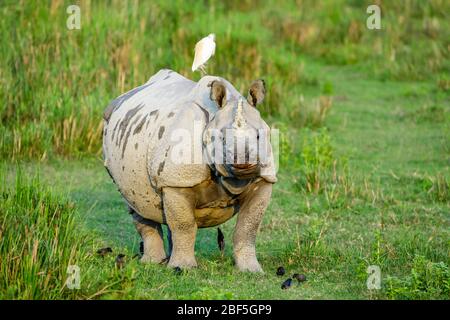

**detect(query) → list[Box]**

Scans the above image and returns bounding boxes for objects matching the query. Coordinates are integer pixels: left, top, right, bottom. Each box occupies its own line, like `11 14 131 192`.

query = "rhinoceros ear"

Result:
247 79 266 107
208 80 226 108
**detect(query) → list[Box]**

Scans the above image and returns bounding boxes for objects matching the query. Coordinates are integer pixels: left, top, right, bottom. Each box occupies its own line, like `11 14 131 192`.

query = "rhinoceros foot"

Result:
140 252 167 264
234 250 264 273
167 255 198 269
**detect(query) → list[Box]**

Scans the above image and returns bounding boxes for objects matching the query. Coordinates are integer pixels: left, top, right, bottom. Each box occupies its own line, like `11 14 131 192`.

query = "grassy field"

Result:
1 0 449 299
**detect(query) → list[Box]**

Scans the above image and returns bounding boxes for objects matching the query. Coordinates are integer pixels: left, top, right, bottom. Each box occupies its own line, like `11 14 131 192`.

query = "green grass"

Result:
0 0 449 299
0 167 85 299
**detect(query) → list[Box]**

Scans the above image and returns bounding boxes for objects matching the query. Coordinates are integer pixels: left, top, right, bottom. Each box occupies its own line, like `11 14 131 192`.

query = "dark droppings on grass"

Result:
293 274 307 283
276 266 286 276
281 278 292 290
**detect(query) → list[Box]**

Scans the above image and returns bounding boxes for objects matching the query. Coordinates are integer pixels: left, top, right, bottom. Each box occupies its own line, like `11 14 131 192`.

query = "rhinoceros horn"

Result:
232 97 247 129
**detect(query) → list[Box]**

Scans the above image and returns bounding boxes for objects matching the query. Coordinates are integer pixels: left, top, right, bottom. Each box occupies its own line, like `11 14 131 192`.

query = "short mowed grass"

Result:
1 0 449 299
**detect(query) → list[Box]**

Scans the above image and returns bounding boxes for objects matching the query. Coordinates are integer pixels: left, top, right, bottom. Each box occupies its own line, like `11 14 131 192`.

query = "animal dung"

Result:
115 254 126 269
277 270 307 290
217 228 225 254
96 247 113 257
281 278 292 290
293 273 307 283
276 266 286 276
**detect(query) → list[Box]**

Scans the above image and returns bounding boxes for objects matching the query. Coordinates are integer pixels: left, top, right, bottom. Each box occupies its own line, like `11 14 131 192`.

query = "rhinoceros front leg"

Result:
162 187 198 269
233 180 272 273
132 211 167 264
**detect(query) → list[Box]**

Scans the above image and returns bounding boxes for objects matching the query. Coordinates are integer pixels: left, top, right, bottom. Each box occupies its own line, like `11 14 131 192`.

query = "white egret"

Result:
192 33 216 75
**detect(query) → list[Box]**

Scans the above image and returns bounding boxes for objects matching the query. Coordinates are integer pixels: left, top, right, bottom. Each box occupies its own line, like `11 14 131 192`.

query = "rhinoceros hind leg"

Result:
132 211 167 264
162 187 198 269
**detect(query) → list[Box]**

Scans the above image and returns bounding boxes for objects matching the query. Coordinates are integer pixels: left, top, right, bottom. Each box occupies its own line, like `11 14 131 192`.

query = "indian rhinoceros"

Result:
102 69 277 272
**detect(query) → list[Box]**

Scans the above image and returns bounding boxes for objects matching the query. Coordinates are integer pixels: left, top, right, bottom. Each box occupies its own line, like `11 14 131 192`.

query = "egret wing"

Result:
192 39 206 71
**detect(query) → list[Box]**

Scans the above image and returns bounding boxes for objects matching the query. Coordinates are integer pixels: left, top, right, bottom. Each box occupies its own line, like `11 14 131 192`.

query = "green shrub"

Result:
384 255 450 299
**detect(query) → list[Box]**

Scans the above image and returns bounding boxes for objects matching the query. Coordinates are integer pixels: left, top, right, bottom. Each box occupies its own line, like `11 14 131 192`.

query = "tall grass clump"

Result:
296 128 335 193
427 173 449 203
281 128 348 194
277 95 333 129
0 167 84 299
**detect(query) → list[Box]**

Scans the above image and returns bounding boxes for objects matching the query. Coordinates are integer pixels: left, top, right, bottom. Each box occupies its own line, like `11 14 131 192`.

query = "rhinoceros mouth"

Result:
225 163 261 180
232 163 257 170
212 163 261 180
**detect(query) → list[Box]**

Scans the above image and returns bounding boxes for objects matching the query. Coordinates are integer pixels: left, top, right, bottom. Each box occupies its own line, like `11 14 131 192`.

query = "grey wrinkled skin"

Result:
102 69 277 272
